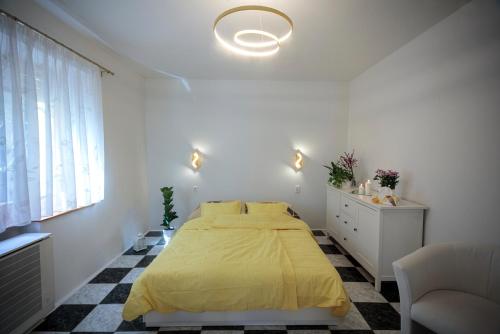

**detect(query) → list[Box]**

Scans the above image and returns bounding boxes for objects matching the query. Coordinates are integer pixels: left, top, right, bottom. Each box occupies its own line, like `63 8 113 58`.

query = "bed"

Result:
122 206 350 326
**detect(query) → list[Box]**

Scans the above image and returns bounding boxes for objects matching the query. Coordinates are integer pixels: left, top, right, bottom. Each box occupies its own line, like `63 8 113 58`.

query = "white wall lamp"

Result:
294 150 304 171
191 149 202 170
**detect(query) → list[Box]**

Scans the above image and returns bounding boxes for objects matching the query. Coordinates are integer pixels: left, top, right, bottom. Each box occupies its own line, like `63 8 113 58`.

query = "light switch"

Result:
295 185 301 194
193 185 199 192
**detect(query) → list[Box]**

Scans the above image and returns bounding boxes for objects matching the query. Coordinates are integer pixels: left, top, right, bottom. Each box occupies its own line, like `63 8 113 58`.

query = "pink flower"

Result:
373 168 400 189
339 150 358 170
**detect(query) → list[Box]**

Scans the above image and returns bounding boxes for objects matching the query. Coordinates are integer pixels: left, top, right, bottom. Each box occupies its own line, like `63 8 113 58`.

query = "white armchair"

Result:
393 243 500 334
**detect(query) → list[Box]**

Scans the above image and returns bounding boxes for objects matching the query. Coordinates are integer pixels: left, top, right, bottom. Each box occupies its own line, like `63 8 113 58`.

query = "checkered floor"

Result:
32 230 401 334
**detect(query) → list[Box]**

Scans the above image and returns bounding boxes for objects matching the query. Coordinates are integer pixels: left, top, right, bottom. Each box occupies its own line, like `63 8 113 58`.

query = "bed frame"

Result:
144 308 339 327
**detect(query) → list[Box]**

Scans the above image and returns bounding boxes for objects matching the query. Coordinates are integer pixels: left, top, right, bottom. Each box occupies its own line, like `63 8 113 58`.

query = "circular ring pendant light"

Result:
213 5 293 57
234 30 280 49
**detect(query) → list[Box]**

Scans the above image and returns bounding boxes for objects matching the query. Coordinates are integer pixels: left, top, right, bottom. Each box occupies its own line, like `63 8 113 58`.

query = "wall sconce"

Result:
191 149 202 170
294 150 304 171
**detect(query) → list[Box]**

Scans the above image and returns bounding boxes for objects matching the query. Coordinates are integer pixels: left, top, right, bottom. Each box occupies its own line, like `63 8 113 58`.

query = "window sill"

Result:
32 203 95 222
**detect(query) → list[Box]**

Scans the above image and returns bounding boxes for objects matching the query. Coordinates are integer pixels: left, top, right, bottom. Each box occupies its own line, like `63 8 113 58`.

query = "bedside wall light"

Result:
294 150 304 171
191 149 202 170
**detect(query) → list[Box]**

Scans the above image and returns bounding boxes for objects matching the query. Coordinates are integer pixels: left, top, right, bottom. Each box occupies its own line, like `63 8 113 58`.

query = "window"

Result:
0 14 104 232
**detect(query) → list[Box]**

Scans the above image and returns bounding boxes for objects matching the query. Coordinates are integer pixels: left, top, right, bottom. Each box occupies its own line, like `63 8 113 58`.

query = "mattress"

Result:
122 213 350 320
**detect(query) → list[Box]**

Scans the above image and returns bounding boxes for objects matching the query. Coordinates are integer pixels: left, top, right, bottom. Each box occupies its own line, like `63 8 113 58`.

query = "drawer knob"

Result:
335 215 340 218
344 221 347 224
344 204 348 207
343 237 347 241
354 228 358 232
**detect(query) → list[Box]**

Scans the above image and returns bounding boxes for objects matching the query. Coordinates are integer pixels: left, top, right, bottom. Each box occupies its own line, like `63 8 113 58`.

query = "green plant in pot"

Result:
323 161 350 188
161 186 178 230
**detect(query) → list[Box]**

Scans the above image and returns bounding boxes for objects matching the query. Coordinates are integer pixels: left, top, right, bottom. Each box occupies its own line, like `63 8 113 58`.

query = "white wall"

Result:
348 0 500 245
0 0 149 303
145 79 349 229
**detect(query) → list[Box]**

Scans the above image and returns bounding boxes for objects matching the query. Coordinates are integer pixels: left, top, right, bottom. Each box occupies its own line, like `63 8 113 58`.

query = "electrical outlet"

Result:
295 184 301 194
193 185 199 192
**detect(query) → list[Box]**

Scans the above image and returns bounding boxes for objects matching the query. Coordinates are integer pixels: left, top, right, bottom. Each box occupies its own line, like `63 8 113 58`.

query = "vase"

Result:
350 178 357 187
380 186 398 198
162 228 175 246
379 186 392 198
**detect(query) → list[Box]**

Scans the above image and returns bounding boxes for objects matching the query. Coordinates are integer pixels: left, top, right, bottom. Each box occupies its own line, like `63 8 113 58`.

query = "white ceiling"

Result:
46 0 467 81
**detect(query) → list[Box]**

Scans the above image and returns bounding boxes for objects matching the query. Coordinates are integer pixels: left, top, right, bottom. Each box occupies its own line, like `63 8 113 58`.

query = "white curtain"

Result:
0 15 104 233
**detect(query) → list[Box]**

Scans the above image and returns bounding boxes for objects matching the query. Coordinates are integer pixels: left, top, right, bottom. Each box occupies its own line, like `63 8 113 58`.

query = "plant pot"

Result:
380 186 399 198
162 228 175 244
342 181 352 190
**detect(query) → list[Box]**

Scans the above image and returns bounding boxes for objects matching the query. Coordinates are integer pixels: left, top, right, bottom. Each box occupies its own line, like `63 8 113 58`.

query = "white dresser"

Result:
326 185 426 290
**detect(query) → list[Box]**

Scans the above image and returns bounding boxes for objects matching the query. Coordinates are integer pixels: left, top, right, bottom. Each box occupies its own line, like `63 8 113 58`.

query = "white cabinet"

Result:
325 185 426 290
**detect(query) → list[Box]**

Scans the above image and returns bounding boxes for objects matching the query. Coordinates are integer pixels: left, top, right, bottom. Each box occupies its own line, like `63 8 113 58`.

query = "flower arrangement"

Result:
339 150 358 185
324 150 358 188
374 169 399 190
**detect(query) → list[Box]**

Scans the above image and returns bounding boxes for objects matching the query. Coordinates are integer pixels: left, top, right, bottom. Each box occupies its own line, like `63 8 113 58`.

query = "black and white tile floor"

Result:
32 230 401 334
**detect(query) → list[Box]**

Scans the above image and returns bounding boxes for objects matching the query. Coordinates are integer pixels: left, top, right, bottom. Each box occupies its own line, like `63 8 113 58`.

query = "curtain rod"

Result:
0 9 114 76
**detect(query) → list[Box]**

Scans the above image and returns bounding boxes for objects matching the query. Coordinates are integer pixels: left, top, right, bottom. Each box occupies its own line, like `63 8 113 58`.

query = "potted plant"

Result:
324 161 350 188
161 186 178 230
374 169 400 190
339 150 358 186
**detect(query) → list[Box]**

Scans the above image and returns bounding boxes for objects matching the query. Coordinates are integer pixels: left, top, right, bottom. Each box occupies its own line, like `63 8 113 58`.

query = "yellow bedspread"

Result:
122 214 350 320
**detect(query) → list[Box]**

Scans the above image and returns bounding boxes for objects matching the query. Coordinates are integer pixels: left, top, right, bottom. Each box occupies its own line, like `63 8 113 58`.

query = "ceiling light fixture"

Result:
213 5 293 57
234 30 279 48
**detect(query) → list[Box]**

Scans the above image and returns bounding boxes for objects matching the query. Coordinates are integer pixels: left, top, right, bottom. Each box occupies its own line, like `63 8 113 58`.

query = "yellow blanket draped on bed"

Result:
122 214 350 320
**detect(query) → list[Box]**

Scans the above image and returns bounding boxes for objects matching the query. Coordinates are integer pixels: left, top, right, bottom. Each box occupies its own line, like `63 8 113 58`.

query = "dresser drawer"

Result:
341 195 357 218
339 213 355 240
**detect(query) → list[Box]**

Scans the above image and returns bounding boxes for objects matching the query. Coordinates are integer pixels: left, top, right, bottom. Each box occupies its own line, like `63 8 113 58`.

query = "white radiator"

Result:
0 233 54 334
